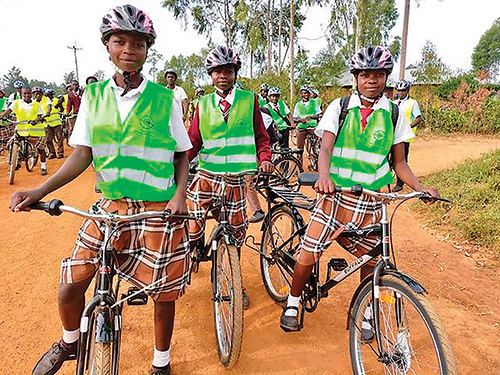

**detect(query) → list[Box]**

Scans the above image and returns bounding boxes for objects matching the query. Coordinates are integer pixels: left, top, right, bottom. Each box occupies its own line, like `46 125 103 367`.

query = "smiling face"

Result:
356 69 387 98
300 90 310 100
210 65 236 91
22 88 32 103
106 32 148 72
269 94 279 104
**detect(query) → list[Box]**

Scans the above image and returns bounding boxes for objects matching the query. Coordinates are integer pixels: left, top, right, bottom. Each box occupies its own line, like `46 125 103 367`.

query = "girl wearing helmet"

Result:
186 45 273 308
258 83 270 107
280 46 440 334
264 87 293 148
12 5 192 375
7 80 25 107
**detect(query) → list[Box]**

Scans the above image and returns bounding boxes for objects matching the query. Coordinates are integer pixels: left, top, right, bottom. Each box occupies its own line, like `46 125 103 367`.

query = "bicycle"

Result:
187 169 249 367
303 130 320 171
29 199 193 375
271 145 304 191
6 122 39 184
249 173 457 374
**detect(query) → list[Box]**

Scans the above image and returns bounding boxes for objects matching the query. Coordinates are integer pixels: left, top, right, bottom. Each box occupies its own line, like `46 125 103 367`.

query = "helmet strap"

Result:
357 91 381 104
214 84 233 97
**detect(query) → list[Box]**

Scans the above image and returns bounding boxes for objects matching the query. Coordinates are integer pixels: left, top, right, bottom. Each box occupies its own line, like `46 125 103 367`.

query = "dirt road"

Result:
1 134 499 374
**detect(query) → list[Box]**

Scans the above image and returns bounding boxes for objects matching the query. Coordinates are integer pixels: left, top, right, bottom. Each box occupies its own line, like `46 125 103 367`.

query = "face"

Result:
33 91 43 101
211 65 236 91
356 70 387 98
300 90 310 100
269 94 279 104
397 89 408 99
106 32 148 73
260 90 268 98
71 82 79 91
22 88 32 103
165 74 177 85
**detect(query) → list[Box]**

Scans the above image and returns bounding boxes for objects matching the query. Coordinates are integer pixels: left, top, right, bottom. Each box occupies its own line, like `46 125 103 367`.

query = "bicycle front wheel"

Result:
8 142 19 185
273 155 303 191
260 206 301 302
25 142 39 172
213 240 243 367
349 275 457 375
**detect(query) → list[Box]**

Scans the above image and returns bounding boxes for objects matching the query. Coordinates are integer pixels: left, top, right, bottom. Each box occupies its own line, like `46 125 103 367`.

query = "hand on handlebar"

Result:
259 161 274 173
314 175 336 194
419 187 440 204
10 189 44 212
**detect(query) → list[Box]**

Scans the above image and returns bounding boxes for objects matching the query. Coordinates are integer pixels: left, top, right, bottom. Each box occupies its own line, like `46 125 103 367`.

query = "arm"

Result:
187 105 203 162
181 98 189 121
410 115 422 128
252 95 273 172
166 151 189 215
314 130 336 194
10 146 93 211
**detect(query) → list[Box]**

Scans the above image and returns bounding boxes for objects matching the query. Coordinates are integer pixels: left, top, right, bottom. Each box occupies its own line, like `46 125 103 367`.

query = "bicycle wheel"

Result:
8 142 19 185
349 275 457 375
25 142 39 172
260 206 301 302
273 155 303 191
213 239 243 368
87 310 113 375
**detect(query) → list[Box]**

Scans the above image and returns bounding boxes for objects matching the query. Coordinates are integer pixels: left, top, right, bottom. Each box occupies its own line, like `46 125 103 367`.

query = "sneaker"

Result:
32 340 78 375
41 168 48 176
280 306 300 332
149 364 171 375
242 287 250 310
360 318 375 344
392 184 403 192
248 210 265 223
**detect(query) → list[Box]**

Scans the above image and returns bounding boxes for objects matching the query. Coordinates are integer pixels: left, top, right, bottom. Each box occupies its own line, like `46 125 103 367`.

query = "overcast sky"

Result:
0 0 499 86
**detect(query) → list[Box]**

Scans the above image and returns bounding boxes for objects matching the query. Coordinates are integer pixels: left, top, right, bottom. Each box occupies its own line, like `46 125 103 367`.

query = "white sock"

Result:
152 347 171 368
285 295 301 317
62 327 80 344
363 304 373 320
41 162 47 169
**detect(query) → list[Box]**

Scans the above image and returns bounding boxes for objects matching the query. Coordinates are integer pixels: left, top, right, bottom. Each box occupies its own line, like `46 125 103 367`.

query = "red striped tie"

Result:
220 99 231 122
359 107 374 131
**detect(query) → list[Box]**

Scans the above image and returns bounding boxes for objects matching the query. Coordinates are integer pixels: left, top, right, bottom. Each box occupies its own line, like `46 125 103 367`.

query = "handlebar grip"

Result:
29 199 64 216
334 184 363 196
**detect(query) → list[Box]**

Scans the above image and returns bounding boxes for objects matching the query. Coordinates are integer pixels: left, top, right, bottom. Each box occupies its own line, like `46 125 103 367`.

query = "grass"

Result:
415 148 500 251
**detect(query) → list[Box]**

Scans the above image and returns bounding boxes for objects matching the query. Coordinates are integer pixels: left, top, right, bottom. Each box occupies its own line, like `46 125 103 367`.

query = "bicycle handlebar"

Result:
335 185 451 203
30 200 195 222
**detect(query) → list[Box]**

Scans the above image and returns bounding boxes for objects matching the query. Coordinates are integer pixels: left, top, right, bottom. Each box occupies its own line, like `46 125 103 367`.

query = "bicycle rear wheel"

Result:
260 206 301 302
273 155 303 191
8 142 19 185
349 275 457 375
25 142 38 172
213 239 243 367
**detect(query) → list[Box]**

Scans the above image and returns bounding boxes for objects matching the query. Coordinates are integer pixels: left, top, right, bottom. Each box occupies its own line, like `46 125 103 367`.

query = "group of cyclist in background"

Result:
5 4 432 375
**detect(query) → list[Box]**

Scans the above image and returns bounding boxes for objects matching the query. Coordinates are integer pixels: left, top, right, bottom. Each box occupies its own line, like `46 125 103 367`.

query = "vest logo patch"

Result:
139 115 155 134
373 130 385 141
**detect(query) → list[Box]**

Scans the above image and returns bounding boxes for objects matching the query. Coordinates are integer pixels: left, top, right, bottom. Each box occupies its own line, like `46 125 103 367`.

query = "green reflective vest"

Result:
88 79 178 201
0 97 6 111
330 107 394 190
198 89 257 174
264 100 288 130
258 94 268 108
294 99 318 129
44 96 62 128
12 99 40 137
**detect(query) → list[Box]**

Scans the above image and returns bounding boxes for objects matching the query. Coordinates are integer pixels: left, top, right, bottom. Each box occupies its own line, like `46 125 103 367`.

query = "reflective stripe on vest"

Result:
198 89 257 174
330 107 394 190
295 100 318 129
88 79 178 201
264 101 288 130
13 99 39 136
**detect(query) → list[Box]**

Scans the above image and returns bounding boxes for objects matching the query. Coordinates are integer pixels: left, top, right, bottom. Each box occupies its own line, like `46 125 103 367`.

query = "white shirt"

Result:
171 85 188 108
399 96 422 120
215 87 236 108
316 94 414 145
8 98 44 115
69 76 192 152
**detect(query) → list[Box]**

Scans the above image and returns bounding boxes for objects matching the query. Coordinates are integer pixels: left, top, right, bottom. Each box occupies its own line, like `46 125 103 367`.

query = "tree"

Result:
160 48 210 88
93 70 106 81
146 48 164 82
412 40 450 84
472 17 500 81
63 71 77 86
1 66 28 94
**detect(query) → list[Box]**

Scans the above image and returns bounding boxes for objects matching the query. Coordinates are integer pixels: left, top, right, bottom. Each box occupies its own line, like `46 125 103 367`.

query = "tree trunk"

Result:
289 0 295 103
250 48 254 78
278 0 283 75
225 0 231 47
399 0 411 80
266 0 273 73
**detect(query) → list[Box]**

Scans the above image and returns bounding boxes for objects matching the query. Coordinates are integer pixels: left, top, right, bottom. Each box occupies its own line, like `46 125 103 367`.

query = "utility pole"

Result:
289 0 295 106
399 0 411 80
67 42 83 82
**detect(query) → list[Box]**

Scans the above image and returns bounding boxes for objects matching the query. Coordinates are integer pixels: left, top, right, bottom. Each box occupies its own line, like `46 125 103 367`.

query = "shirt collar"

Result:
215 87 235 105
348 93 391 112
109 74 148 98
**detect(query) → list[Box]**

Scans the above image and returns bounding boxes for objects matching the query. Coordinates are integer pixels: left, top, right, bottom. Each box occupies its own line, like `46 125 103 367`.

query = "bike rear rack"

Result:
269 187 315 210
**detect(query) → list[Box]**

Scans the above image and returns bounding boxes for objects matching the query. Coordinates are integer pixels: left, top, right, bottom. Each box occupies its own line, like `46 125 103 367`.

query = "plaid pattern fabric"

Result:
298 192 382 266
30 135 47 150
187 170 248 244
0 124 15 149
60 198 191 302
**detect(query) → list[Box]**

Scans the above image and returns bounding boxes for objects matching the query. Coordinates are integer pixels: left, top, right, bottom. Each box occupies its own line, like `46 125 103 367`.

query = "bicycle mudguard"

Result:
95 309 114 343
345 268 426 329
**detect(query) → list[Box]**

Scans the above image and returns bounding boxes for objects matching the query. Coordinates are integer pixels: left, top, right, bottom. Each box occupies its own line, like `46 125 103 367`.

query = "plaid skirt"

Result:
60 198 191 302
187 170 248 244
0 124 14 149
298 193 382 266
30 135 47 150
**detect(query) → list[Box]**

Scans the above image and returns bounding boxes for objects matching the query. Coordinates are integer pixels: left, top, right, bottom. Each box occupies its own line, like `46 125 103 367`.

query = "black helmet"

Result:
205 46 242 75
164 69 178 79
100 4 156 46
350 46 394 74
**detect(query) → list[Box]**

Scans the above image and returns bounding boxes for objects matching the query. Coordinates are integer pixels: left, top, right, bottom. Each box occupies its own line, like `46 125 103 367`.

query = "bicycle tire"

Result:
273 155 303 191
213 240 243 368
25 142 39 172
260 206 301 302
349 275 457 375
8 142 19 185
87 310 113 375
304 134 319 171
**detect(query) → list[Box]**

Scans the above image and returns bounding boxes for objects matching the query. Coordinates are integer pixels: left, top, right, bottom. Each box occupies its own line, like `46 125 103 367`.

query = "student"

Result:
264 87 293 149
279 46 440 334
258 83 269 107
187 45 273 309
164 68 189 122
43 89 65 159
10 5 191 375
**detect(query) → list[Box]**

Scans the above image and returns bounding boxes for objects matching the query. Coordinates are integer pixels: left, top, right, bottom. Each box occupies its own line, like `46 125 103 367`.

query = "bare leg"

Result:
58 277 94 330
153 300 175 351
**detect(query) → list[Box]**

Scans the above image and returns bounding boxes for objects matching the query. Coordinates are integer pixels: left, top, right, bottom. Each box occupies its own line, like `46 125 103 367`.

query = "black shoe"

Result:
280 306 300 332
32 340 78 375
360 318 375 344
150 364 171 375
248 210 265 223
392 185 403 192
242 287 250 310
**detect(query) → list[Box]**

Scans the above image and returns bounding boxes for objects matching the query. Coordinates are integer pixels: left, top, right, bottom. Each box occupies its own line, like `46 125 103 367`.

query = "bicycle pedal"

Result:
126 287 148 306
328 258 349 271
